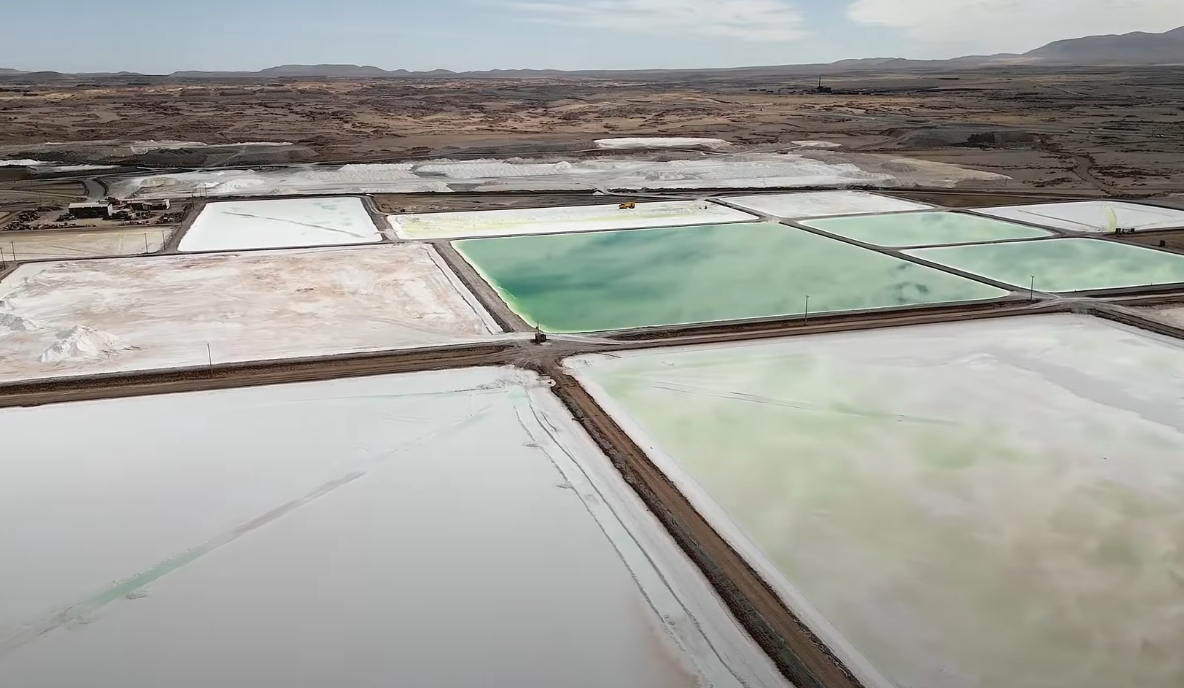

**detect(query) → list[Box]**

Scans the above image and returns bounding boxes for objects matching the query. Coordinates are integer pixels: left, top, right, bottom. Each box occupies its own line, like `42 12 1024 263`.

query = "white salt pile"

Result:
40 326 125 363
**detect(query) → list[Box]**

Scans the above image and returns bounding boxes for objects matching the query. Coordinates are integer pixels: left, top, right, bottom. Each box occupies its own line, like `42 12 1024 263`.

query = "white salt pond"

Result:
594 137 732 150
0 367 785 688
721 191 932 219
791 141 842 148
110 152 1003 200
0 245 500 382
568 314 1184 688
389 200 758 240
0 228 173 261
0 160 117 172
973 200 1184 233
112 156 892 199
180 197 381 252
126 140 293 153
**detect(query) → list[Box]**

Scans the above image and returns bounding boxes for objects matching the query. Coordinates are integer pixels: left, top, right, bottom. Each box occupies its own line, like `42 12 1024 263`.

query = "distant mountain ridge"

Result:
1028 26 1184 64
4 26 1182 80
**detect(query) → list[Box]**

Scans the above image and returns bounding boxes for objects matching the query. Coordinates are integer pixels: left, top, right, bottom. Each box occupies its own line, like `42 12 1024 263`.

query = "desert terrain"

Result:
0 66 1181 200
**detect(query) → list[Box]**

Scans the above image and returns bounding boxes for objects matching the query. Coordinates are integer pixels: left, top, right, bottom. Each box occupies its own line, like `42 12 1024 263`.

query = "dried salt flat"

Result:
719 191 932 219
594 137 732 150
180 197 381 252
389 200 758 240
0 244 501 383
567 313 1184 688
972 200 1184 233
110 154 963 199
0 367 786 688
112 165 454 200
126 140 293 153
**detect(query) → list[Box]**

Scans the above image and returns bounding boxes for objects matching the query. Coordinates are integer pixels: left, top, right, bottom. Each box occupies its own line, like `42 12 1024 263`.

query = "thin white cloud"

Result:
506 0 807 42
848 0 1184 53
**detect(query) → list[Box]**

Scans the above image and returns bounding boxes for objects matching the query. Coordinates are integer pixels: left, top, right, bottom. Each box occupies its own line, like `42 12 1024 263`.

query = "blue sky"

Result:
2 0 1181 73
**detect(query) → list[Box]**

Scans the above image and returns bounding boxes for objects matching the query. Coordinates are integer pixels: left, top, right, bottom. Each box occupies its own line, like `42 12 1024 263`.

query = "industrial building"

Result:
66 202 114 219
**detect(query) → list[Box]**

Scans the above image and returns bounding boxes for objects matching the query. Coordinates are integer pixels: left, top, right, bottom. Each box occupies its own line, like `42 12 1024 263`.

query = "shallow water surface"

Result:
456 223 1008 332
804 211 1052 247
909 237 1184 292
568 314 1184 688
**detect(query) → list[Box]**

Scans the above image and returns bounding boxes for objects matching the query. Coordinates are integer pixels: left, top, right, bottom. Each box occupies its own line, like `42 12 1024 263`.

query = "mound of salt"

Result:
40 326 124 363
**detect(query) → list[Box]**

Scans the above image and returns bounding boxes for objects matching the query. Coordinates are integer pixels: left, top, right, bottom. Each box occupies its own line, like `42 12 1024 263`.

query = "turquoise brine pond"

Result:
803 211 1054 248
454 222 1009 333
909 238 1184 293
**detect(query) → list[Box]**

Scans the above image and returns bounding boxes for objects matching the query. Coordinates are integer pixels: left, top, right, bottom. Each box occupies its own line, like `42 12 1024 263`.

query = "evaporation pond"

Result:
974 200 1184 233
721 191 931 219
908 238 1184 292
803 211 1053 247
0 245 499 383
389 200 756 240
0 367 783 688
180 197 381 251
454 223 1008 333
566 314 1184 688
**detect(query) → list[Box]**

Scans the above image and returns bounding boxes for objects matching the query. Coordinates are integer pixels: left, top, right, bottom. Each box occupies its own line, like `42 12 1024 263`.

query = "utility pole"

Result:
1030 276 1036 302
804 295 810 321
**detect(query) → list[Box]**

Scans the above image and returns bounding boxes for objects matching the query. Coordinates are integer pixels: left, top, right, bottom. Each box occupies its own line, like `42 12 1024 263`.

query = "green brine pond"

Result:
803 211 1054 248
453 223 1009 333
909 237 1184 293
566 314 1184 688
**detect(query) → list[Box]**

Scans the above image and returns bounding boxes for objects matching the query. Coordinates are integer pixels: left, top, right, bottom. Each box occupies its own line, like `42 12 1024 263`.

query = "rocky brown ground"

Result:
0 66 1181 196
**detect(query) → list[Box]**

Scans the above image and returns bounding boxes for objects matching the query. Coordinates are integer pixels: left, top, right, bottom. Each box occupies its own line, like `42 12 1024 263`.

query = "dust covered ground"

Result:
0 66 1181 196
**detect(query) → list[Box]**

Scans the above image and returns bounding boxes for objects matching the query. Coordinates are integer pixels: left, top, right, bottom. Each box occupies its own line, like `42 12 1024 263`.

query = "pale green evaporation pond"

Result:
908 238 1184 292
453 223 1008 333
802 211 1054 248
569 314 1184 688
